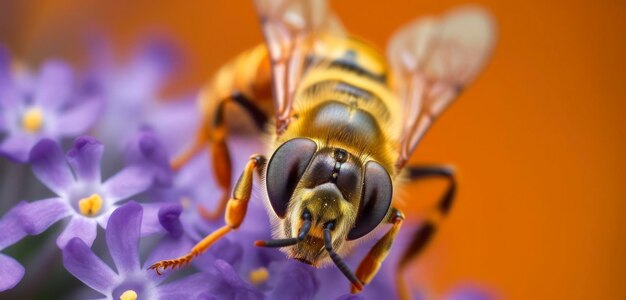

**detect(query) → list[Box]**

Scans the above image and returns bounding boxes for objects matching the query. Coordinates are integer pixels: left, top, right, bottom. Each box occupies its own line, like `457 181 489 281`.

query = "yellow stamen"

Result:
78 194 103 216
248 267 269 285
21 106 44 133
120 290 137 300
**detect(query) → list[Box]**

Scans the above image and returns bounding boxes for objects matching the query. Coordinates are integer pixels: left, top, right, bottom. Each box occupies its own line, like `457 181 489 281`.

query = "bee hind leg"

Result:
394 165 457 300
149 155 266 274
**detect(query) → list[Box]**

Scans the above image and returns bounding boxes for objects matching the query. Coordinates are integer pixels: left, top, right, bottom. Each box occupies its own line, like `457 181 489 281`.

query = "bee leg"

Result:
170 117 210 172
394 165 457 300
191 92 268 220
149 155 266 275
351 208 405 294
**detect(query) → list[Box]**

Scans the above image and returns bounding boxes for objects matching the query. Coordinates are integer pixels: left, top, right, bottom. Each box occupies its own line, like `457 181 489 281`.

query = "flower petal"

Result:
158 203 183 238
19 197 71 235
143 236 194 284
62 237 119 294
0 134 36 163
182 260 263 300
156 273 212 300
66 136 103 184
0 201 28 249
124 130 173 187
266 260 319 300
0 254 25 291
106 201 142 275
56 98 104 136
34 60 74 110
0 47 19 117
140 202 165 236
29 139 74 196
335 295 365 300
57 216 98 248
101 165 152 203
445 284 496 300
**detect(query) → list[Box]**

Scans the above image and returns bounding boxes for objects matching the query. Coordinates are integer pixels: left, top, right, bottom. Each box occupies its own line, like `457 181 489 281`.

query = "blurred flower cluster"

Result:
0 38 494 299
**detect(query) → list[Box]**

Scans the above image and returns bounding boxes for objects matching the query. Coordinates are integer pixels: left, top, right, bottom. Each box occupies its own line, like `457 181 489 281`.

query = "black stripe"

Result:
328 58 387 83
302 80 377 101
213 92 268 130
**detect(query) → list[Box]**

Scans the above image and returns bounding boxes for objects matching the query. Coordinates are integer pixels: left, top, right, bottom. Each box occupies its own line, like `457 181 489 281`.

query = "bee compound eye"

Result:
266 138 318 218
347 161 393 240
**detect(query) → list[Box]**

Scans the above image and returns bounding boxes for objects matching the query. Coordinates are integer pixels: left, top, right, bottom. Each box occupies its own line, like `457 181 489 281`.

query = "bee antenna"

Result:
323 223 363 290
255 213 312 248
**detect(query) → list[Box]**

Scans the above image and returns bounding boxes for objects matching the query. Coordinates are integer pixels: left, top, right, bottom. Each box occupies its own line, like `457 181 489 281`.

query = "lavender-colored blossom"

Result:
63 201 214 299
0 47 103 163
0 201 28 291
16 134 171 249
86 37 196 154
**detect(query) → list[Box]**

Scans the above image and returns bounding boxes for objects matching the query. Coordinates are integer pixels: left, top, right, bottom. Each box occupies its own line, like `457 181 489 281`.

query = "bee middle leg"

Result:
149 155 266 274
173 92 268 220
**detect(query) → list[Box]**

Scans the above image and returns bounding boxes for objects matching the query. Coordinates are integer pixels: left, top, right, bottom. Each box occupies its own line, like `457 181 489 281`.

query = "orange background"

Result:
1 0 625 299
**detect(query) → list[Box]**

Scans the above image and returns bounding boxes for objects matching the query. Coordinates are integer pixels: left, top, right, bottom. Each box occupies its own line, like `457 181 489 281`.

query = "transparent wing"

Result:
388 6 496 169
253 0 344 134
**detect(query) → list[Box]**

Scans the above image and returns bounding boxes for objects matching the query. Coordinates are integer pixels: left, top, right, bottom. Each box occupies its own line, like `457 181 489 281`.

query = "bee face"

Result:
265 138 393 266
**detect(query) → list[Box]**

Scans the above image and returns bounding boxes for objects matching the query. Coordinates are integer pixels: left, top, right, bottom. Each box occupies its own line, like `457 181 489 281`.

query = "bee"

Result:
149 0 496 298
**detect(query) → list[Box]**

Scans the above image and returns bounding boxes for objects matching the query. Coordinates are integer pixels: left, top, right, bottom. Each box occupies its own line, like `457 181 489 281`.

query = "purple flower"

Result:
63 201 213 299
16 134 170 249
444 283 498 300
0 47 103 163
0 202 28 291
86 37 196 154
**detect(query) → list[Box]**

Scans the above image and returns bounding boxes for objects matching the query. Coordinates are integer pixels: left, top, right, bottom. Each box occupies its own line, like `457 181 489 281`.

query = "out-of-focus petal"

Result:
101 165 152 203
34 60 74 110
0 134 36 163
124 129 173 187
143 236 194 284
66 136 103 184
140 202 165 236
29 139 74 196
0 47 10 82
106 202 142 275
57 216 97 249
56 97 104 136
0 254 25 292
0 47 18 115
201 259 263 300
158 203 183 238
156 273 211 300
445 284 496 300
0 201 28 249
19 197 71 235
266 260 319 300
335 295 365 300
62 237 118 294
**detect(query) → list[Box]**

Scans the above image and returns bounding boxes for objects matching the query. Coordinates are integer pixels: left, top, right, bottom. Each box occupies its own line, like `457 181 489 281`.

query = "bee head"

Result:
264 138 393 265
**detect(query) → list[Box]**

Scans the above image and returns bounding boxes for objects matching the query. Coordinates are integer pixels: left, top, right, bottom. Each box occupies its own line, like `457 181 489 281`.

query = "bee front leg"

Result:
149 155 266 274
351 208 405 294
